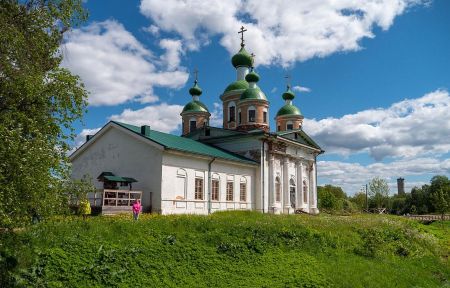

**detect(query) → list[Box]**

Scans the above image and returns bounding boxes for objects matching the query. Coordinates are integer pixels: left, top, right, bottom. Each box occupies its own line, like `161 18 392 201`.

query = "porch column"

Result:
283 157 292 213
269 154 276 212
310 161 319 214
296 160 303 209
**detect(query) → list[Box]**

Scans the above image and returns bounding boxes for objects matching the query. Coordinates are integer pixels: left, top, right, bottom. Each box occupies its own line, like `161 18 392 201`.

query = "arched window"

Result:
286 120 293 130
275 177 281 202
211 173 220 201
176 169 187 199
263 108 268 123
240 177 247 202
248 106 256 122
238 108 242 124
228 101 236 122
189 117 197 132
303 180 308 203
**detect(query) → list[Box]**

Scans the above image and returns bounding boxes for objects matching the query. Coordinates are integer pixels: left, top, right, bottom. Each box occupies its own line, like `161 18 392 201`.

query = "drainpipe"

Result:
208 157 216 214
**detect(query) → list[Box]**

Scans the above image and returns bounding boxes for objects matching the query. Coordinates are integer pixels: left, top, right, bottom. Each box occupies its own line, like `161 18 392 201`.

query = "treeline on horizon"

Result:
318 175 450 215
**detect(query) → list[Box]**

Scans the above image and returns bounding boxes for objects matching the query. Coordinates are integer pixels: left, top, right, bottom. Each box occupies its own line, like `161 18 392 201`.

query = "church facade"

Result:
70 32 323 215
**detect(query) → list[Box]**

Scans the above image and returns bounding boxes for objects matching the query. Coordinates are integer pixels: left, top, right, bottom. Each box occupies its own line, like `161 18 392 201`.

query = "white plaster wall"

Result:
71 126 163 212
161 151 256 215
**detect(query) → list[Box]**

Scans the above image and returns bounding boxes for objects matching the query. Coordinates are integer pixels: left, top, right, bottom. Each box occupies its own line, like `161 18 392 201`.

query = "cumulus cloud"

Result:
62 20 188 106
140 0 424 66
318 157 450 195
109 103 184 133
292 85 311 93
209 102 223 127
303 90 450 160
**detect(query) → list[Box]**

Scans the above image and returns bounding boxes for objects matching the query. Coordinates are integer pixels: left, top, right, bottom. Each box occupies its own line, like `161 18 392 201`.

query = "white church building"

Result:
70 31 323 215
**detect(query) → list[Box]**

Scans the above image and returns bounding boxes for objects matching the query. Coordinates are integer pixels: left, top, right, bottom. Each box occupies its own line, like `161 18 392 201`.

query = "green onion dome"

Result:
224 79 249 93
245 70 260 83
276 104 302 117
282 86 295 101
240 87 267 101
182 101 209 113
189 81 202 96
231 46 253 68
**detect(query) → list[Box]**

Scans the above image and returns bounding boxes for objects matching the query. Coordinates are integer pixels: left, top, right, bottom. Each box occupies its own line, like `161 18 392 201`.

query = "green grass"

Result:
1 212 449 287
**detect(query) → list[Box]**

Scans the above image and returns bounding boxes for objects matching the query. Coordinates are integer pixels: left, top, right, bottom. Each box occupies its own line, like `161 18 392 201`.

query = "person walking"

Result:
132 199 141 220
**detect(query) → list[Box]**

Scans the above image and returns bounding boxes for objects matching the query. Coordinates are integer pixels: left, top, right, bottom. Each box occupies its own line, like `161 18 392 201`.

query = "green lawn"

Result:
1 211 449 287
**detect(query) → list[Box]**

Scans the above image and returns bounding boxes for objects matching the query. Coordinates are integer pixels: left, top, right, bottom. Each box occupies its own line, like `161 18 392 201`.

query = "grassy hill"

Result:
1 211 449 287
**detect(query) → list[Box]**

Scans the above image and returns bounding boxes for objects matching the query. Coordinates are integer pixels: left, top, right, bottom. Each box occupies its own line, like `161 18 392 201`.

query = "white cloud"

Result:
62 20 189 106
303 90 450 160
69 127 101 153
159 39 184 71
318 157 450 195
292 85 311 93
209 102 223 127
109 103 184 133
139 0 424 66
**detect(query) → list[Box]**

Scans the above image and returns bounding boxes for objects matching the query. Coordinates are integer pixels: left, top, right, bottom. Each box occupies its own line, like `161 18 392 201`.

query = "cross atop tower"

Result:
238 26 247 47
193 68 199 83
284 74 291 89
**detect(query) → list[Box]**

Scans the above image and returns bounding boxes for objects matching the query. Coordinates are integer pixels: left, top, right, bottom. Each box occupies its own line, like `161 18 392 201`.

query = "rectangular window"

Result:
226 181 234 201
263 111 267 123
287 123 293 130
238 111 241 124
195 178 203 200
240 183 247 202
190 120 197 132
212 179 219 201
249 110 256 122
229 106 235 122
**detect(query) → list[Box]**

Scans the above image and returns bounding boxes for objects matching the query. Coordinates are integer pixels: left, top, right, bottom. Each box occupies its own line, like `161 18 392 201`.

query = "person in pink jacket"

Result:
132 199 141 220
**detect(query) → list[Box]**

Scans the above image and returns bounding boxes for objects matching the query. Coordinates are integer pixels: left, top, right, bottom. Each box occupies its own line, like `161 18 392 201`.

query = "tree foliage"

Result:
0 0 88 227
368 177 390 208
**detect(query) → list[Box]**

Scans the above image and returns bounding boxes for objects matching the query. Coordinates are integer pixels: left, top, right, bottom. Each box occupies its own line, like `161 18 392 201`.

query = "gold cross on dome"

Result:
193 68 198 82
238 26 247 47
284 74 292 88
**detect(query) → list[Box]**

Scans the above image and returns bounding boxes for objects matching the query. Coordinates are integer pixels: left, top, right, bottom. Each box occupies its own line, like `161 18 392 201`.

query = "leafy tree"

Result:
368 177 390 209
350 192 367 211
429 175 450 218
0 0 88 227
318 185 347 212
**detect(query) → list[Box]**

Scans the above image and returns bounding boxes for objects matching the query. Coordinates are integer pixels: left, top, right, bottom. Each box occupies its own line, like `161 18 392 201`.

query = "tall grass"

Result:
1 211 449 287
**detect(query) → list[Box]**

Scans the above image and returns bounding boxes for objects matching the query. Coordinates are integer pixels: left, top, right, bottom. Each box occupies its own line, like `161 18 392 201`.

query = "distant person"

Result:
80 199 91 220
132 199 141 220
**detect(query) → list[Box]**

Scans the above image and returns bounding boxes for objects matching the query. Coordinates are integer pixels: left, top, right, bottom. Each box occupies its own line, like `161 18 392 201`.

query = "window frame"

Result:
195 178 204 200
226 181 234 201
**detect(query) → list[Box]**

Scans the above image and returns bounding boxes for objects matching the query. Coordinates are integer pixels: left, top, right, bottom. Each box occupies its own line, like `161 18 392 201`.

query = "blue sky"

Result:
65 0 450 195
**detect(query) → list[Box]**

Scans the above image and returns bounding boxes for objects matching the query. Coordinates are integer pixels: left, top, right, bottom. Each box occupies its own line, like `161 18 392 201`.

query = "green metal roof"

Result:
97 172 138 182
189 81 202 96
276 104 302 117
231 46 253 68
224 79 249 93
282 87 295 100
240 87 267 101
245 71 260 83
112 121 257 165
274 129 322 151
181 100 209 113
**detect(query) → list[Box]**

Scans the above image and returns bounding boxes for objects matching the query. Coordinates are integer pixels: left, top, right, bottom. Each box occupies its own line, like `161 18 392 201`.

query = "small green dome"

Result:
182 101 209 114
189 81 202 96
245 71 260 83
224 80 249 93
240 87 267 101
276 104 302 117
231 46 253 68
282 86 295 100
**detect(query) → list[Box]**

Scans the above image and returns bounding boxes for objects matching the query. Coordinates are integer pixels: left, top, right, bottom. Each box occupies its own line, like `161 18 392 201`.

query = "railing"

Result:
87 189 142 207
405 214 450 221
102 189 142 207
